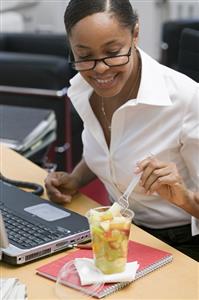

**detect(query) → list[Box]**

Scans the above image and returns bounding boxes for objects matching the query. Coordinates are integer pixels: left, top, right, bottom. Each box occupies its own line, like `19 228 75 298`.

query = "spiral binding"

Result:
99 255 173 298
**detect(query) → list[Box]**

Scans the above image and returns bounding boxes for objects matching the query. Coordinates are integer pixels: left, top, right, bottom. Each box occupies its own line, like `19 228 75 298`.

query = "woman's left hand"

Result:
136 156 191 208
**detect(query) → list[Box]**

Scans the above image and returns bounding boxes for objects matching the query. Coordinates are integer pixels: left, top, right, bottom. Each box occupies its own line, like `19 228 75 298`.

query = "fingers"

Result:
49 193 72 204
44 172 72 204
136 156 180 194
137 156 165 188
142 166 171 193
149 173 179 193
47 187 72 204
44 172 61 196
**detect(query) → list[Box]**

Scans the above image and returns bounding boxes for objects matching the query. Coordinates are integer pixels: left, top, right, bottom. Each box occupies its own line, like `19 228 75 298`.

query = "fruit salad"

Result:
87 203 132 274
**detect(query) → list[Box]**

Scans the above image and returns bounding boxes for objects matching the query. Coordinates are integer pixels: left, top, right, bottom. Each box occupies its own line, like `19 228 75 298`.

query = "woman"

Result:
45 0 199 260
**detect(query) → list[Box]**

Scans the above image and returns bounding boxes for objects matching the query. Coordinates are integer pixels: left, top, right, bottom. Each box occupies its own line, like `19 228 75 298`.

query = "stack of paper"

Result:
0 278 27 300
0 105 57 158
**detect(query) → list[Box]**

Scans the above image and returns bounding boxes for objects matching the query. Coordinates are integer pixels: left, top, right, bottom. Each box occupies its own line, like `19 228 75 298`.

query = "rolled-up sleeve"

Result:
180 85 199 235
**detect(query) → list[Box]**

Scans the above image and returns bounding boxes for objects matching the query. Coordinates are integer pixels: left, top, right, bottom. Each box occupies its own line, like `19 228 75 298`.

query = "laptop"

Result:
0 180 90 265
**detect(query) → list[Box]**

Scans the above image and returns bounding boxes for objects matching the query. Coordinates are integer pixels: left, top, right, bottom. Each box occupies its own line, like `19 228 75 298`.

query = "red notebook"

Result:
36 241 172 298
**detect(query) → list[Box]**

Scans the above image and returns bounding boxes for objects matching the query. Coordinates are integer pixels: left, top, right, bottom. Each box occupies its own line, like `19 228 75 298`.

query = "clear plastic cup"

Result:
87 204 134 274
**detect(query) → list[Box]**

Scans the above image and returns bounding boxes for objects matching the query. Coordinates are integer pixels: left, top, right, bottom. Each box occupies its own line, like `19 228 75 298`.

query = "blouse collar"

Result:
68 48 172 111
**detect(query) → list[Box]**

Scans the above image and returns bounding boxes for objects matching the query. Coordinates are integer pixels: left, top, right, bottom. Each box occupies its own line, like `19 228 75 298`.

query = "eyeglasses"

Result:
70 46 132 71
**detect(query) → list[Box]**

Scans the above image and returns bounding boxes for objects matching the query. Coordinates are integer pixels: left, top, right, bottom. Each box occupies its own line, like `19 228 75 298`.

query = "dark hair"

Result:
64 0 138 36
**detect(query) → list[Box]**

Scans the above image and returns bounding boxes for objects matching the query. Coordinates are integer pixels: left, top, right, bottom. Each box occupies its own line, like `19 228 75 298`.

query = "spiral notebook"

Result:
36 241 172 298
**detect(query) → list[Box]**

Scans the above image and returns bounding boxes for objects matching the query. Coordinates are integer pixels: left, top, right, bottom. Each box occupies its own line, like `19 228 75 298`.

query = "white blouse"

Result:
68 49 199 235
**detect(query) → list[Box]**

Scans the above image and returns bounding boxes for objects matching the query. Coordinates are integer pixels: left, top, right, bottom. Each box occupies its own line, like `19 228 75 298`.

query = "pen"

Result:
75 242 92 249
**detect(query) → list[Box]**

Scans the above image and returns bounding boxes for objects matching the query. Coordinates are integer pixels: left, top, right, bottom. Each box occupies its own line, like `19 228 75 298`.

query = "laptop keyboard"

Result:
0 204 66 249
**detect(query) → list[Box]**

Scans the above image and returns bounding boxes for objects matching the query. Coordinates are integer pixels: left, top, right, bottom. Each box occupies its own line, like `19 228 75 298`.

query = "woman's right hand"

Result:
44 171 80 204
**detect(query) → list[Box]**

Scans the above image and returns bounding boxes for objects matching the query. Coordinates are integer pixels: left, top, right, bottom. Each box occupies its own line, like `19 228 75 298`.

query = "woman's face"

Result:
69 12 138 98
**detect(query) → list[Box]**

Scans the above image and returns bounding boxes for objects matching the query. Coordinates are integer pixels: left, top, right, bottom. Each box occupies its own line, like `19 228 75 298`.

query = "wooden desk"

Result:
1 145 198 300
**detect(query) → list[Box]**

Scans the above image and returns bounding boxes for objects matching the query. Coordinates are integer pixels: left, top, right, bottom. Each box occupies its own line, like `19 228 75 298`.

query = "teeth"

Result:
96 78 114 84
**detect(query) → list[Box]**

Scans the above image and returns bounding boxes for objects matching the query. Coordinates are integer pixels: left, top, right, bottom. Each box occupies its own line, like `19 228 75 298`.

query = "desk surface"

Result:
1 145 198 300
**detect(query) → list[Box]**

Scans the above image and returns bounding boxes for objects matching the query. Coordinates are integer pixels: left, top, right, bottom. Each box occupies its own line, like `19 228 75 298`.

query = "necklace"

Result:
101 49 142 132
101 98 112 131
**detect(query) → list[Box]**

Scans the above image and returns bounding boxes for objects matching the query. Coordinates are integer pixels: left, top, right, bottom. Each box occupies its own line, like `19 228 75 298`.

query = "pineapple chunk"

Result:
100 220 110 231
108 202 122 217
101 211 113 221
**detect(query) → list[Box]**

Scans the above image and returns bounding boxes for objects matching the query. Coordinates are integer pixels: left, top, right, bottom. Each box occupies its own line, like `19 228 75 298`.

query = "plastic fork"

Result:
117 173 140 215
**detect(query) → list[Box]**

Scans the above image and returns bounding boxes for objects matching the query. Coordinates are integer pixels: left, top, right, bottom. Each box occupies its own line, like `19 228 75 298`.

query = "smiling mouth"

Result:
93 74 117 88
95 77 114 84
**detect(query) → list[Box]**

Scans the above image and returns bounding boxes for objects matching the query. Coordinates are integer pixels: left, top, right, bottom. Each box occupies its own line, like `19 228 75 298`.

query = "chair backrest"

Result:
0 32 68 57
0 32 76 81
177 28 199 82
0 52 71 89
161 20 199 69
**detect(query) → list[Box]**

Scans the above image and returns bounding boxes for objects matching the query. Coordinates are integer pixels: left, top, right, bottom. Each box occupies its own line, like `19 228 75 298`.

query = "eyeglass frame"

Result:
69 45 132 71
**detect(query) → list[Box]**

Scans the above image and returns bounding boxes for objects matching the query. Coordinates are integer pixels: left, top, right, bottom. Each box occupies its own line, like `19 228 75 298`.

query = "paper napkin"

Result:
0 278 27 300
74 258 139 286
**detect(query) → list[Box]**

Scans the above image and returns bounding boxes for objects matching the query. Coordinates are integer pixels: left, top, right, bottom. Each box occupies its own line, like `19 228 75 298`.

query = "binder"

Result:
36 240 173 298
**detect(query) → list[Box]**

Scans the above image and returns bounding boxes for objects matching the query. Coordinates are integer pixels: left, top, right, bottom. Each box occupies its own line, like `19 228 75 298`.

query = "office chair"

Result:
177 28 199 82
161 20 199 69
0 33 83 170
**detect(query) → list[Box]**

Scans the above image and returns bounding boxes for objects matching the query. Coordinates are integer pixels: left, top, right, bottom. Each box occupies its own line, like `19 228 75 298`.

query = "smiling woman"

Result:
45 0 199 261
67 12 139 100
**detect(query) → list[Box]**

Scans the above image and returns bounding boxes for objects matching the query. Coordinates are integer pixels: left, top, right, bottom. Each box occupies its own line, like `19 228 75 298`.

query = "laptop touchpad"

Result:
24 204 70 221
